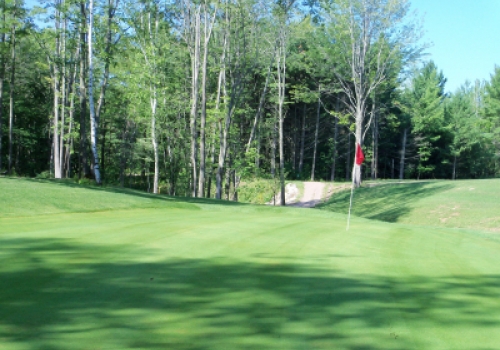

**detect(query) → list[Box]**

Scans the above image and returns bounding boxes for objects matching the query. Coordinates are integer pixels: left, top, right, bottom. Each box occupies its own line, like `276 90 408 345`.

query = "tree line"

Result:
0 0 499 203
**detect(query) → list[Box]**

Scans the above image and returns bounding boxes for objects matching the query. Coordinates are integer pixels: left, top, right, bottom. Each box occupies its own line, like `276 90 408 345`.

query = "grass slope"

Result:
318 179 500 232
1 178 500 350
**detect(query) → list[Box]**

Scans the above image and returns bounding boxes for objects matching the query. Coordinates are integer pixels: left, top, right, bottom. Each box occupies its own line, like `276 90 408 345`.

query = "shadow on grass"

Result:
1 238 500 350
316 182 454 223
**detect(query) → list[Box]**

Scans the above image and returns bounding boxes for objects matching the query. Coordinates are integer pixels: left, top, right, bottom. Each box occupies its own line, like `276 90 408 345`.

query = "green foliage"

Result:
237 178 277 204
35 170 51 179
445 83 482 159
401 61 446 177
484 66 500 166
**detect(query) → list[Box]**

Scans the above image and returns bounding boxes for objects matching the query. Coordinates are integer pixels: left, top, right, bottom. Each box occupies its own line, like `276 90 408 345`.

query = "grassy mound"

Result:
317 179 500 231
1 178 500 349
0 177 239 218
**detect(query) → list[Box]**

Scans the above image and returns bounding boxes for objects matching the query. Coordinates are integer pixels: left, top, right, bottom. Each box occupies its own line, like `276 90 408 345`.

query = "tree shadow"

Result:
316 182 454 223
1 237 500 350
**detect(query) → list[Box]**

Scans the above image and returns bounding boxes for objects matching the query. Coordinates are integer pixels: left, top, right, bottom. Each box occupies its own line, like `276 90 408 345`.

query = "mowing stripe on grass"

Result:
1 178 500 349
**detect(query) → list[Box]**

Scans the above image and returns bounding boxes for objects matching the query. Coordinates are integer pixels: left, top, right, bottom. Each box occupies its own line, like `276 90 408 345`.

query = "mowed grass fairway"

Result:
1 178 500 350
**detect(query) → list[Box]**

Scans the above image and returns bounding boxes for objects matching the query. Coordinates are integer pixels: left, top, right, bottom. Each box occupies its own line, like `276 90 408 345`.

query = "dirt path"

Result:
269 181 350 207
290 182 326 208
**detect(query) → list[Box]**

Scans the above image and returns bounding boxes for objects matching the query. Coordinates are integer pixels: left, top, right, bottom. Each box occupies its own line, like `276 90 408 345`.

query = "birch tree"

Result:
88 0 102 183
196 1 217 197
322 0 419 186
0 0 7 172
7 0 18 174
275 0 295 205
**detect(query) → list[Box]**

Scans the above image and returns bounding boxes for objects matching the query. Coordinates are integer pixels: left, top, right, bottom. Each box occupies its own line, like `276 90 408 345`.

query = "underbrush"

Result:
237 178 279 204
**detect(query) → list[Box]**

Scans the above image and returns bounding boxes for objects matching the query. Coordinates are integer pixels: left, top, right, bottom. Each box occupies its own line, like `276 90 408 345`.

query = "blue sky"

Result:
410 0 500 92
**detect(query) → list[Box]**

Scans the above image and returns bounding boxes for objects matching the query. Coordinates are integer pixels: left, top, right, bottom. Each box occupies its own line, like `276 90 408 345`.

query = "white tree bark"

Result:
7 0 17 174
215 10 228 200
0 0 6 172
8 3 16 175
78 0 88 178
328 0 417 187
277 25 286 206
198 2 217 197
151 89 159 193
88 0 102 184
59 1 67 176
188 5 201 197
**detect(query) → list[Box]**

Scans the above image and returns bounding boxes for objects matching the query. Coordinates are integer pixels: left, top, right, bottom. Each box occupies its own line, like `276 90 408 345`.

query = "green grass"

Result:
317 179 500 232
1 178 500 349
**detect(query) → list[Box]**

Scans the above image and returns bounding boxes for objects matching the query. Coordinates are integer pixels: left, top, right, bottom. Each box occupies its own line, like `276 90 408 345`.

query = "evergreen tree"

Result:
402 61 446 179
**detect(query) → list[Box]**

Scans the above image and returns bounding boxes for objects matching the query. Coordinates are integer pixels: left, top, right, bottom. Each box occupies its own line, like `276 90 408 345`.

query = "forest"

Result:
0 0 499 202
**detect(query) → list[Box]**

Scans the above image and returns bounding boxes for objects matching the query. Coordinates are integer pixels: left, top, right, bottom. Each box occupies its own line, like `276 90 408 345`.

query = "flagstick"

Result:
346 165 356 231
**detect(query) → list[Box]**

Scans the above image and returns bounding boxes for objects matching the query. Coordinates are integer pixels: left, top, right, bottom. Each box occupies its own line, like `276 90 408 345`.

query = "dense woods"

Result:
0 0 499 199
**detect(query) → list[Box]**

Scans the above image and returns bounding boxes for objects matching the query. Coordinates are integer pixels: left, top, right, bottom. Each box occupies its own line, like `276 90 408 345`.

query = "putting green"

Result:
1 178 500 349
318 179 500 231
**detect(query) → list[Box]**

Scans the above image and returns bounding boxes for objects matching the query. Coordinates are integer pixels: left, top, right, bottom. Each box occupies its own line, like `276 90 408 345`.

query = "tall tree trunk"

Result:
197 44 207 197
146 3 159 194
224 153 232 200
346 131 351 181
209 38 225 198
197 4 216 197
189 6 201 197
59 3 66 176
151 91 159 193
292 105 297 173
100 121 106 178
311 89 321 181
66 48 77 178
0 1 6 172
215 10 243 201
370 102 378 180
279 113 285 205
452 155 457 180
246 44 275 153
399 127 407 180
96 0 115 119
277 39 286 205
206 128 216 198
119 122 129 188
298 103 306 177
88 0 102 184
270 120 277 178
255 121 261 172
8 5 16 175
91 0 118 180
215 99 236 199
79 0 88 178
330 98 339 181
352 103 364 187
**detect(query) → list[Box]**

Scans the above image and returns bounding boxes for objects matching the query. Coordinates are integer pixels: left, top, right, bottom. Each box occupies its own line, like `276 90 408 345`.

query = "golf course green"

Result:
1 178 500 350
318 179 500 231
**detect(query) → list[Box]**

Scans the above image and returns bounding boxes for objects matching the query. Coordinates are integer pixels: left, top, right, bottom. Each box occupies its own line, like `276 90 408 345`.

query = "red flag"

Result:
355 143 365 165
